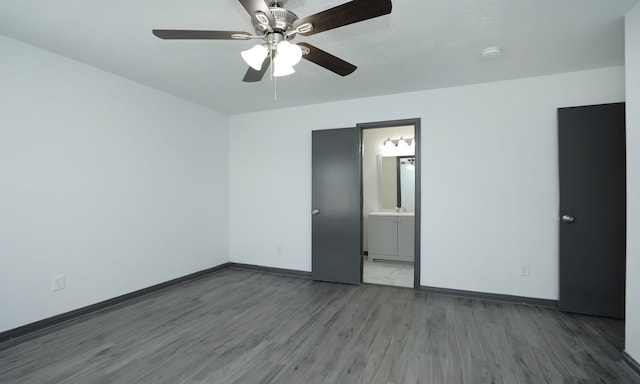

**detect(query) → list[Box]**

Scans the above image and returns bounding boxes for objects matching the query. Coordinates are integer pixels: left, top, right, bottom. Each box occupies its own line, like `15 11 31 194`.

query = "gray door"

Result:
558 102 626 318
312 127 361 284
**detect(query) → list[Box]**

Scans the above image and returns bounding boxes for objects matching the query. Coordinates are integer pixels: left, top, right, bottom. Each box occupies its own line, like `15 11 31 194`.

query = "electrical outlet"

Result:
52 274 66 291
520 264 530 277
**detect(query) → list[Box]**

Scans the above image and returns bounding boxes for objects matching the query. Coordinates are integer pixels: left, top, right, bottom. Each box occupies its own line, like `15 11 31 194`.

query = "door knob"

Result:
562 215 575 223
312 209 320 216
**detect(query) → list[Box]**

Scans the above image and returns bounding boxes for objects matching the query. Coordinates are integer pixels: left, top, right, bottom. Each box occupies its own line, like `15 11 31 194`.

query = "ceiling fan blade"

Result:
238 0 275 27
298 43 357 76
152 30 252 40
292 0 392 36
243 56 271 82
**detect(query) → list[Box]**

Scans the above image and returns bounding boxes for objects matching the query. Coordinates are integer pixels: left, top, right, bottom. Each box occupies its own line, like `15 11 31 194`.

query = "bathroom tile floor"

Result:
362 258 414 288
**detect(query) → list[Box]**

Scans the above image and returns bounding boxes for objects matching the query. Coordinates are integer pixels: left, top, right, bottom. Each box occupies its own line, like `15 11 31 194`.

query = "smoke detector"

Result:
481 46 502 59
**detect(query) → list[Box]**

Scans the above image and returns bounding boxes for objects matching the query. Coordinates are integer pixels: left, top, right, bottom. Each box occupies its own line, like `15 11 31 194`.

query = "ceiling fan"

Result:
152 0 392 82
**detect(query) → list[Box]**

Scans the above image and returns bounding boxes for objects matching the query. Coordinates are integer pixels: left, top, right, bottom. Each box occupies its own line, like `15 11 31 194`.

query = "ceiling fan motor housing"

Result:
253 7 299 38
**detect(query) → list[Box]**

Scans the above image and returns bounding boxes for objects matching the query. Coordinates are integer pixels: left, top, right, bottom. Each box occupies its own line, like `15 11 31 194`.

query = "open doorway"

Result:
360 120 420 288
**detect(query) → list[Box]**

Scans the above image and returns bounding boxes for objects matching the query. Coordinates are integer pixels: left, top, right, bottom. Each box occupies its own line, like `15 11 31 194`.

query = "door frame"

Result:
357 118 422 290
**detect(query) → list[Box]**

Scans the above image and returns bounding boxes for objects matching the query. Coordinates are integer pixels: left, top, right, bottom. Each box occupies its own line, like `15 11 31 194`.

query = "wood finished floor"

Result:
0 269 637 384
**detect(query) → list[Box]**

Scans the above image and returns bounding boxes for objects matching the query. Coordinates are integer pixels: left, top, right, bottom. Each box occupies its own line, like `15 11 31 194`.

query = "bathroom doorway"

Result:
359 120 420 288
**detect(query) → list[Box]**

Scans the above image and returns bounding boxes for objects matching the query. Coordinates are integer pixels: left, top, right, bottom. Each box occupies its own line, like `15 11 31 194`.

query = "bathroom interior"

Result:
362 125 416 288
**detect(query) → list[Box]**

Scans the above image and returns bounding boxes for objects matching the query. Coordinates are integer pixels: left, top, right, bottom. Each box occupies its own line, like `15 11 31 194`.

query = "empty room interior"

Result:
2 0 640 383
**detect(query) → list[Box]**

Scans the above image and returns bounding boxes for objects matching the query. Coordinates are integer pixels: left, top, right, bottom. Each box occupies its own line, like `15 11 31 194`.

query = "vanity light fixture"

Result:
383 137 396 149
383 137 415 147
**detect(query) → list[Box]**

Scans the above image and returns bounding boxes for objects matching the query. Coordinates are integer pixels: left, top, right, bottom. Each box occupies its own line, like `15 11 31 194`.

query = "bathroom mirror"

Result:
379 155 415 211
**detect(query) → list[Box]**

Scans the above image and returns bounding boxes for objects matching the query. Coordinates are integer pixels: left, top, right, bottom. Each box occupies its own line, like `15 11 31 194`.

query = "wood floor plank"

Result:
1 269 638 384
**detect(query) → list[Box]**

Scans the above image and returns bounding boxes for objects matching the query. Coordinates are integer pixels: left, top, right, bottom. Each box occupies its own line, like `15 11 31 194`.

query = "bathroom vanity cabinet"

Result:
367 212 414 262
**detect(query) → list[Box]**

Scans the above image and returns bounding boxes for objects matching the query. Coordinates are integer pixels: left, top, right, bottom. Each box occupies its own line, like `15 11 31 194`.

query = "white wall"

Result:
362 126 414 251
0 35 229 333
625 3 640 364
229 66 625 299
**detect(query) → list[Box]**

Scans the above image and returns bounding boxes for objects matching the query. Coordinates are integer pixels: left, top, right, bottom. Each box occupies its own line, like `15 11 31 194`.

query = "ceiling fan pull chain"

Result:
269 47 274 81
270 46 277 101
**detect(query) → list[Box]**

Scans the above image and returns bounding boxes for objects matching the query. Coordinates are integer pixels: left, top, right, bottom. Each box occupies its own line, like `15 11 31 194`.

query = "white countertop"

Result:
368 211 415 217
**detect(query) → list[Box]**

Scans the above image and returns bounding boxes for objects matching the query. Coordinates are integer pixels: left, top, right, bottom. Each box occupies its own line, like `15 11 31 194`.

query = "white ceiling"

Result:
0 0 637 115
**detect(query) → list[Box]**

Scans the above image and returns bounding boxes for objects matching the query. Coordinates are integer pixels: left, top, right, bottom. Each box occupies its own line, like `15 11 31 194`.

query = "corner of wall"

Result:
625 2 640 363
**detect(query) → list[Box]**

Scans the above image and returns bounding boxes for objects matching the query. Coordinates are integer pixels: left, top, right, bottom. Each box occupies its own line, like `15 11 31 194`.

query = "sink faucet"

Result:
396 206 406 213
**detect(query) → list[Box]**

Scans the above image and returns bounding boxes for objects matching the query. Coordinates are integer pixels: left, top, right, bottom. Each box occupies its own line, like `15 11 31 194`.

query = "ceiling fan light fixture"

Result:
276 41 302 67
273 62 295 77
241 44 268 70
